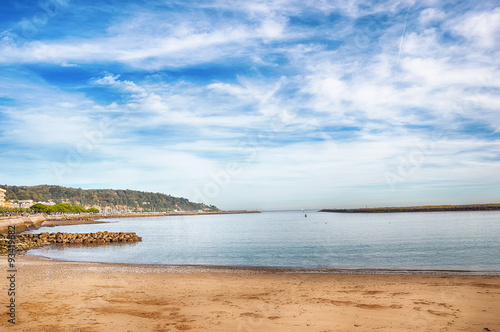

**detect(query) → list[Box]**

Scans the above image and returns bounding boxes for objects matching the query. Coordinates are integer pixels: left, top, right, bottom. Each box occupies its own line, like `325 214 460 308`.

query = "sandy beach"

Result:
0 256 498 331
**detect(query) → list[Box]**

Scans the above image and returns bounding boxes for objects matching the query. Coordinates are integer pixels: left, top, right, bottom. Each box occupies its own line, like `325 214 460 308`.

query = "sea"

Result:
27 210 500 272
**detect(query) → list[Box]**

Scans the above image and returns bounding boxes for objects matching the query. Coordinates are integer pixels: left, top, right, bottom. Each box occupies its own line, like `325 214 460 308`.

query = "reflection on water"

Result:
27 210 500 270
45 241 140 250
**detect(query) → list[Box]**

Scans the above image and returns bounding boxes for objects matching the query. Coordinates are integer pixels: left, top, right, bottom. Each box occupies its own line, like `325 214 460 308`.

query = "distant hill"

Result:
1 185 219 212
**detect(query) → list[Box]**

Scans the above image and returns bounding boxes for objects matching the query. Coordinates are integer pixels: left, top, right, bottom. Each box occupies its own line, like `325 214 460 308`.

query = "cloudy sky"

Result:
0 0 499 210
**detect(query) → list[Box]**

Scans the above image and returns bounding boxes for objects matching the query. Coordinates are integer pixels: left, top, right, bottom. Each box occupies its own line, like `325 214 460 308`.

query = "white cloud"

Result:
93 74 121 85
0 6 293 69
400 57 489 87
418 8 446 26
449 7 500 49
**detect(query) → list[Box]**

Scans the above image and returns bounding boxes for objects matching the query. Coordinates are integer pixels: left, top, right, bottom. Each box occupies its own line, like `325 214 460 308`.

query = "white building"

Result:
10 200 34 209
37 201 56 206
0 188 6 207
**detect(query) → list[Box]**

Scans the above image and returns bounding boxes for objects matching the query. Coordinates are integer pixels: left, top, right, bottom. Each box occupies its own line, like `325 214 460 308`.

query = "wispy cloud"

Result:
1 0 499 209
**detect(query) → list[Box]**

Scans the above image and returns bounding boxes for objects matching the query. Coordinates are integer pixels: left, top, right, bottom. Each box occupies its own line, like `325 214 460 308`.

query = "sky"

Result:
0 0 499 210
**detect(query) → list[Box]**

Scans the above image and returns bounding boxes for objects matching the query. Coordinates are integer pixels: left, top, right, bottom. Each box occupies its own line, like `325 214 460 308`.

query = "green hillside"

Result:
1 185 219 212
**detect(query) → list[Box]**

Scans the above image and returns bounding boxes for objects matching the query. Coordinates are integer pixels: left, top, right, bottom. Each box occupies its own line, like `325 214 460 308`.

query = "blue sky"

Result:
1 0 499 210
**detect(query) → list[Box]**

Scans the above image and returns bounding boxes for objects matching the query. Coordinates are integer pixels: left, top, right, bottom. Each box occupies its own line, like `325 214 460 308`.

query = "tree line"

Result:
30 203 99 214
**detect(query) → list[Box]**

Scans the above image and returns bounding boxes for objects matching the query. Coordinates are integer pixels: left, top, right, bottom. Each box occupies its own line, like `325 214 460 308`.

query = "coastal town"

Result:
0 189 156 214
0 185 219 214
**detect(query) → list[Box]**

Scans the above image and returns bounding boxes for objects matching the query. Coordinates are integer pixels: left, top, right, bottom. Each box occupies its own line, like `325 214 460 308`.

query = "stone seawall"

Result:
0 232 142 254
0 215 46 234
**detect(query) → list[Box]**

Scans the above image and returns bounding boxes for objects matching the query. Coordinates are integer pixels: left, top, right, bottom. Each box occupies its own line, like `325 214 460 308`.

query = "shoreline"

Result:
3 255 499 331
21 254 500 276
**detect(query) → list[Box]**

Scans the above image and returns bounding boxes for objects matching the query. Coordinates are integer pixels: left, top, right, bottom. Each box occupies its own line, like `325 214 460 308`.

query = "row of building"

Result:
0 189 139 214
1 198 56 209
1 189 54 209
0 189 189 214
0 188 5 207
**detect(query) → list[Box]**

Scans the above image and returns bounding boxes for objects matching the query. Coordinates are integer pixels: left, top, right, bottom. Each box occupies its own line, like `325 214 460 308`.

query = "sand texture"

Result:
1 256 499 331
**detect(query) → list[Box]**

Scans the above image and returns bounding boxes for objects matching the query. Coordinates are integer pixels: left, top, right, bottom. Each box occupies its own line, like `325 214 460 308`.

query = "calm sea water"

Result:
27 210 500 271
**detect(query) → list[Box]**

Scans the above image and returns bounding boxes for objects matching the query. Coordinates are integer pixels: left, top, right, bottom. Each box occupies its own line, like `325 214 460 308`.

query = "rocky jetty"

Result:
320 204 500 213
0 232 142 254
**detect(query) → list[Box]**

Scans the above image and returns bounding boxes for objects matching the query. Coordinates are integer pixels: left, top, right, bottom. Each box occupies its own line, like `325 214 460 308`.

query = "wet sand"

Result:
40 218 107 227
1 255 499 331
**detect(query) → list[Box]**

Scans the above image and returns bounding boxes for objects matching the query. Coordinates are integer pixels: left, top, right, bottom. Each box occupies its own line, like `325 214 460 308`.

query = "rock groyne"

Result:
319 204 500 213
0 232 142 254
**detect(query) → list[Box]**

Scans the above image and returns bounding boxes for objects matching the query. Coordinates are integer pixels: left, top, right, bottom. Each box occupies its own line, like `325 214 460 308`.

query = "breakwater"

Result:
319 204 500 213
0 232 142 254
0 215 45 234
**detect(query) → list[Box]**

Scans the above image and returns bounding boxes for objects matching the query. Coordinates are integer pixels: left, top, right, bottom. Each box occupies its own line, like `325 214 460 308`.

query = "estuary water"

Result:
27 210 500 271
